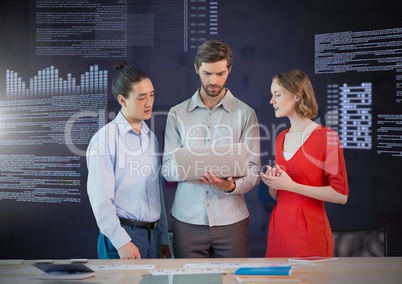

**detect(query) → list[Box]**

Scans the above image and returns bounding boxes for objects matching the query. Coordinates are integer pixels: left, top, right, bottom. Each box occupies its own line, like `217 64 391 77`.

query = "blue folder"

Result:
234 266 292 276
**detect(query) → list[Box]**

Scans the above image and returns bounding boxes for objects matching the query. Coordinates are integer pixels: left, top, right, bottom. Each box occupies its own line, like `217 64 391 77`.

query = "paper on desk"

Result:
288 257 338 263
183 262 291 269
88 264 155 270
0 266 40 275
150 268 225 275
0 259 24 265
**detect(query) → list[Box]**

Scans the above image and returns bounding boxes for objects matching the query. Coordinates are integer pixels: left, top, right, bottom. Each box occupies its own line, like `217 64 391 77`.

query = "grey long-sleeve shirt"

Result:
162 89 261 226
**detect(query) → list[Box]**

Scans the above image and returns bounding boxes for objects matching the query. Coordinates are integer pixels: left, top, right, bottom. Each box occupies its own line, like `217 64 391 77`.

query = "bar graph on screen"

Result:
5 65 107 99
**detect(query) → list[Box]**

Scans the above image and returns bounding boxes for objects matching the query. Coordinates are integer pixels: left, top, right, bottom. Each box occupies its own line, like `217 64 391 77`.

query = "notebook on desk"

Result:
174 143 249 181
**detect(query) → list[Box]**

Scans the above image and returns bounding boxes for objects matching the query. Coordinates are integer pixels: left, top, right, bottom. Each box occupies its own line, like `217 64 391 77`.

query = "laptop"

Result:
174 143 249 181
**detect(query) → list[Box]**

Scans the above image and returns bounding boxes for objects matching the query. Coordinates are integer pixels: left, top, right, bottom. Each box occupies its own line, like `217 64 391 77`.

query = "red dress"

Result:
265 125 349 257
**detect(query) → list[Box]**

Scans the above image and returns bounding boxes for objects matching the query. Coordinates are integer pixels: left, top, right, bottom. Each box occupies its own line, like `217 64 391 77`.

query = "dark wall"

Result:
1 0 401 259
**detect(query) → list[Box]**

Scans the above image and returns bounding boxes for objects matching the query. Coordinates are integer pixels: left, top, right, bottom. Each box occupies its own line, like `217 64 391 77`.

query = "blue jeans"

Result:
97 224 160 259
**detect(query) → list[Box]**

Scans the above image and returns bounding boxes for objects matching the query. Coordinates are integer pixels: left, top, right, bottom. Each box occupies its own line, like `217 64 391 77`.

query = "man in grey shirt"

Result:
162 39 261 258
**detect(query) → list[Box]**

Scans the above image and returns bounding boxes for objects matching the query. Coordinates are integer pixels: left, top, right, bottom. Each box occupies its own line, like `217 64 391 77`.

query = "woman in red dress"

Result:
261 69 349 257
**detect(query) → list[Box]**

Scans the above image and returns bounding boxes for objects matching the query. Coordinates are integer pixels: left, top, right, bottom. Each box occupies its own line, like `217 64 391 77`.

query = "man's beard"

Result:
201 81 226 98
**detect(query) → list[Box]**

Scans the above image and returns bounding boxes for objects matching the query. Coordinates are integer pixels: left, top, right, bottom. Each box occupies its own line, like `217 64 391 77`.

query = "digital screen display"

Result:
1 0 401 258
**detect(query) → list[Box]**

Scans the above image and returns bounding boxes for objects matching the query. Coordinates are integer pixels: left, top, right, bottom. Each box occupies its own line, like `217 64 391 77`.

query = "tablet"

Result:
31 263 95 280
174 143 248 181
32 263 94 273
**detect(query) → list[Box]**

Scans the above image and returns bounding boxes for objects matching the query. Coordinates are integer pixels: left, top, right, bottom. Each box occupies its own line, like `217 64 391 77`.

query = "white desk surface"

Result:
1 257 402 284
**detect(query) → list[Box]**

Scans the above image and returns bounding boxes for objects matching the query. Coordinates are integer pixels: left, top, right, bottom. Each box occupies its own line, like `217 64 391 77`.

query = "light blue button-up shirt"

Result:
86 112 169 249
162 89 261 226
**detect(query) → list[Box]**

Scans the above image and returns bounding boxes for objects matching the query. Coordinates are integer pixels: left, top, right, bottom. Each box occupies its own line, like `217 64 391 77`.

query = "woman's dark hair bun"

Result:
114 61 128 71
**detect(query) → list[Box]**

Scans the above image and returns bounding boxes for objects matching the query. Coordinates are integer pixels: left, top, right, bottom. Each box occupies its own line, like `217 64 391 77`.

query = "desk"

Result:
1 257 402 284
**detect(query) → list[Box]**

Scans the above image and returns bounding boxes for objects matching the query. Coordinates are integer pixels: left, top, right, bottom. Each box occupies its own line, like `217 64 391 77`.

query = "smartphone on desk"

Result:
70 258 88 263
35 259 53 264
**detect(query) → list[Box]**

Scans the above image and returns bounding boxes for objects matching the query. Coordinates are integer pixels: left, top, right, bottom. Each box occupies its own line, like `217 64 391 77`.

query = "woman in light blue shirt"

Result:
86 62 170 259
